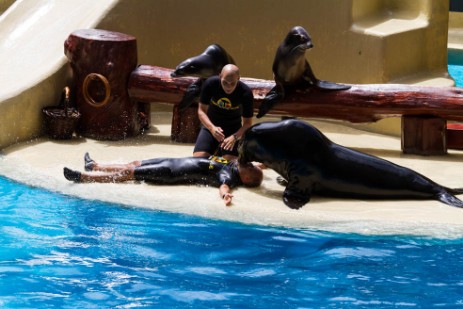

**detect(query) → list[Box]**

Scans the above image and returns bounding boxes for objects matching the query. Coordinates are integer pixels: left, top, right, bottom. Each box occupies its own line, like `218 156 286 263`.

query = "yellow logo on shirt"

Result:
209 156 228 169
211 98 239 110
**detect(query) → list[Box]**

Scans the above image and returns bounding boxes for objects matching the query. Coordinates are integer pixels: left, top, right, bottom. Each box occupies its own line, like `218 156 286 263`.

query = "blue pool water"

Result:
1 175 463 308
448 49 463 87
448 64 463 87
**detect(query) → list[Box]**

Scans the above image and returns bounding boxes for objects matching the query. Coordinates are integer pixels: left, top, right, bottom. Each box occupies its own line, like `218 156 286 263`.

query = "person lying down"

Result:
63 153 263 206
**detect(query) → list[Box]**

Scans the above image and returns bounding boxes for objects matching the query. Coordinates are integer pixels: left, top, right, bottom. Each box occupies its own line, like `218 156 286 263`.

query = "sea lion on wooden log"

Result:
257 26 350 118
171 44 235 110
238 119 463 209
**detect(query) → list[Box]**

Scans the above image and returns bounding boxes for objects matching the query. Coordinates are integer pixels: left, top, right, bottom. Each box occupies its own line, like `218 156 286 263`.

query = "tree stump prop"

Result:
64 29 148 140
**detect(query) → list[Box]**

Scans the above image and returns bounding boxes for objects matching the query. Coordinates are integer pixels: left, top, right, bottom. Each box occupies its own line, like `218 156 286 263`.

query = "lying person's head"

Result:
238 162 263 187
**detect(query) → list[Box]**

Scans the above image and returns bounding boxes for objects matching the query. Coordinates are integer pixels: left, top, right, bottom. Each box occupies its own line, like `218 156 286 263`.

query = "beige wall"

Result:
0 0 14 14
98 0 451 84
450 11 463 28
98 0 352 80
449 11 463 49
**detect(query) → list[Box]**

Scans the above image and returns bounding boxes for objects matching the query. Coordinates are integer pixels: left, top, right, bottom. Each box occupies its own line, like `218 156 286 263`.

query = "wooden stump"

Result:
64 29 143 140
401 116 447 155
171 104 201 143
447 123 463 150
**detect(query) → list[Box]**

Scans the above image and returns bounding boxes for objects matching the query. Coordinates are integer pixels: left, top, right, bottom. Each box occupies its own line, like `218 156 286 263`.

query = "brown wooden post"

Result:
171 104 201 143
401 116 447 155
447 123 463 150
64 29 143 140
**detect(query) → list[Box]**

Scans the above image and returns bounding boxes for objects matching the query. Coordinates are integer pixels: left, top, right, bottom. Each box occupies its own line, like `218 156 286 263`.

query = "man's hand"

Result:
219 184 233 206
221 135 237 151
222 192 233 206
211 126 225 142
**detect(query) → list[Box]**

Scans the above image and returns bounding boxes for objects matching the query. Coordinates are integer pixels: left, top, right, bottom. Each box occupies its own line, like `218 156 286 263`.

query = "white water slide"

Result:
0 0 118 148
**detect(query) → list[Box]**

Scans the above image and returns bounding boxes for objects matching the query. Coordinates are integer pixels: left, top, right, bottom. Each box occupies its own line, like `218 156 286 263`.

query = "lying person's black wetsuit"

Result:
134 156 242 188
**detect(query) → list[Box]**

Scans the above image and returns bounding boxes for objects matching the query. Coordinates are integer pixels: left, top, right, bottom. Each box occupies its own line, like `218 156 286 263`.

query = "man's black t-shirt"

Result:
200 76 254 129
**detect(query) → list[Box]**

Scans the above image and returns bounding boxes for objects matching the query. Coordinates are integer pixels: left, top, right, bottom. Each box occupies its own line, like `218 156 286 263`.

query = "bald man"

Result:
194 64 254 160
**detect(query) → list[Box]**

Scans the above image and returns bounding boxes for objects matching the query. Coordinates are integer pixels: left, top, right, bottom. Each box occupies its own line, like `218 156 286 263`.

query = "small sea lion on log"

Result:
171 44 235 110
257 26 350 118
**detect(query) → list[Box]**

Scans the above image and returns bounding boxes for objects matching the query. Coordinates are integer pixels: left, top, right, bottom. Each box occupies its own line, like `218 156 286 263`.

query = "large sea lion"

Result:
257 26 351 118
171 44 235 110
238 119 463 209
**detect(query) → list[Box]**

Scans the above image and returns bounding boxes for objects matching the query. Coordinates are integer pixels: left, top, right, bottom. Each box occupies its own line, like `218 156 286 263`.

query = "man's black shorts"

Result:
193 126 239 156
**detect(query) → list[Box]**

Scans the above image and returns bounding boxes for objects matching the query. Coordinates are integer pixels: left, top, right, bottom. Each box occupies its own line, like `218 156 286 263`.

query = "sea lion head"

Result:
284 26 313 53
171 57 214 78
171 44 235 78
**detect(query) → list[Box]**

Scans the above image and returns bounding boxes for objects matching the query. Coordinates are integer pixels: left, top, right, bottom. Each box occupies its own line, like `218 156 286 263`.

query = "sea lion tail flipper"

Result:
256 87 283 118
178 79 204 111
316 80 351 91
300 61 350 91
437 191 463 208
447 187 463 195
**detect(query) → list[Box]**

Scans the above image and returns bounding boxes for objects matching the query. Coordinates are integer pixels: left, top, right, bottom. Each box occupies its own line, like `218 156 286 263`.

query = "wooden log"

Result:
65 29 144 140
128 65 463 123
128 65 271 107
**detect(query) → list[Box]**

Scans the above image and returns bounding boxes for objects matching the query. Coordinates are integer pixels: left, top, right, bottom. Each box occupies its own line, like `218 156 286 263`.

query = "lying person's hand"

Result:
222 192 233 206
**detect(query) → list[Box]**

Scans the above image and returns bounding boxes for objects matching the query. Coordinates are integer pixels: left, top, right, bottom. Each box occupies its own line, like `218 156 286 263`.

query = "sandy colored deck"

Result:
1 104 463 239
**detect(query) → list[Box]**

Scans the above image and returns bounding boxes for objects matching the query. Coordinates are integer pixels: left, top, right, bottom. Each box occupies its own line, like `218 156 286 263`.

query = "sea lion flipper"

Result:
438 191 463 208
256 86 284 118
301 53 351 91
283 185 311 209
315 80 351 91
178 79 204 111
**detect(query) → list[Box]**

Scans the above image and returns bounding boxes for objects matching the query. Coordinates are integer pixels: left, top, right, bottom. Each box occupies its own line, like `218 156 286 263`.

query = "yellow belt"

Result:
209 155 228 169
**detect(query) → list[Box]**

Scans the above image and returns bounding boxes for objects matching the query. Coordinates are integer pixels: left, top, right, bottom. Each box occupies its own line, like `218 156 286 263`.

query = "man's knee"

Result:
130 160 142 167
193 151 210 158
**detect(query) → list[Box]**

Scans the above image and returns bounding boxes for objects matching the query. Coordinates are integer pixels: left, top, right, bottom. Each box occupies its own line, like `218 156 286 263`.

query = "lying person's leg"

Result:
84 152 142 172
64 167 135 183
